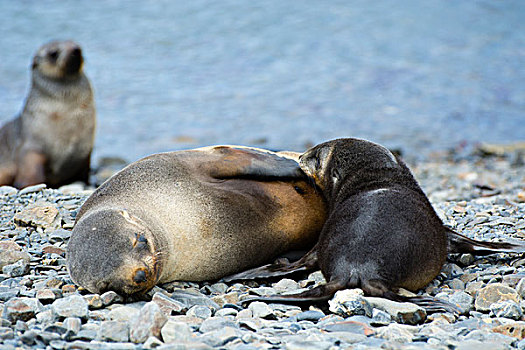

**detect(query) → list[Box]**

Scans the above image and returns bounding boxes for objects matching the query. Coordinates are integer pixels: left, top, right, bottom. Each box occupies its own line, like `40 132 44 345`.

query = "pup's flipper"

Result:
222 248 319 282
240 282 460 315
446 227 525 255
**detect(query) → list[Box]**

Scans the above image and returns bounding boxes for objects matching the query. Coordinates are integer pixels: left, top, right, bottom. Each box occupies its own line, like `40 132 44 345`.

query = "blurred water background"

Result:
0 0 523 164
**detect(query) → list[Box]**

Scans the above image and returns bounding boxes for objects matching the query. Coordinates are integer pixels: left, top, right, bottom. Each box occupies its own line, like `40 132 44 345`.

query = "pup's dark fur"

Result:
225 138 525 313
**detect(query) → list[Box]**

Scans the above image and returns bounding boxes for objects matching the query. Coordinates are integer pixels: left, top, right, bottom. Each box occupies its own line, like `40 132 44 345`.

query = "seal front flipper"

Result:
206 146 305 180
446 227 525 255
14 150 46 188
222 248 319 282
240 280 345 305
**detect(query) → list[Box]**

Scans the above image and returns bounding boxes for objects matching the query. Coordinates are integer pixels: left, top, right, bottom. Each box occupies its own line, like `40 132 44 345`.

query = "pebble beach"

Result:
0 146 524 350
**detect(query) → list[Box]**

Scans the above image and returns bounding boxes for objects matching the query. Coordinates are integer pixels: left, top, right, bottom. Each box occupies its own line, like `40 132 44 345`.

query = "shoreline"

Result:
0 151 524 349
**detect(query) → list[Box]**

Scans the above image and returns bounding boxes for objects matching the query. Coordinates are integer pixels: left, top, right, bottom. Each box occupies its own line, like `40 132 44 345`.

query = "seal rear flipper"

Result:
207 146 306 180
383 292 461 315
446 227 525 255
222 249 319 282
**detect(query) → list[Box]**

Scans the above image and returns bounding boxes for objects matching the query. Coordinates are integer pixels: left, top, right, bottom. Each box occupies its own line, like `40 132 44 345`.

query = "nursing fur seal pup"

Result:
225 138 525 312
0 40 95 189
67 146 326 296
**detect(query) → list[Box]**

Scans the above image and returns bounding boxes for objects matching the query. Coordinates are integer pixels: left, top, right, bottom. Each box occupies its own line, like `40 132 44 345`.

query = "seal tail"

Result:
383 292 461 315
446 227 525 255
222 248 319 282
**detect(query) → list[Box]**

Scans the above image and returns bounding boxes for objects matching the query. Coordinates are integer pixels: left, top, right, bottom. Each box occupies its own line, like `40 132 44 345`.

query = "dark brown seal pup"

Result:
225 138 525 312
0 40 96 189
66 146 326 296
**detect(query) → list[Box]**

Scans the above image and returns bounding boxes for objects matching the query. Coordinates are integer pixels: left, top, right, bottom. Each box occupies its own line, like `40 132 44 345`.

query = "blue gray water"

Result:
1 1 524 163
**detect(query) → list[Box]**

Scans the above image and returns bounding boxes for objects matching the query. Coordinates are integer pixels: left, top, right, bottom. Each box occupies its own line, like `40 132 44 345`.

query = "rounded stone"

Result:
161 320 193 343
51 294 89 319
97 320 129 342
475 283 520 312
129 302 168 343
187 305 212 319
248 301 275 319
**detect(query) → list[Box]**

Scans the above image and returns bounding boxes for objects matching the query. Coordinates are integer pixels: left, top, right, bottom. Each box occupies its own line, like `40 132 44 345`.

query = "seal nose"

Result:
71 47 82 58
133 269 147 284
64 46 83 74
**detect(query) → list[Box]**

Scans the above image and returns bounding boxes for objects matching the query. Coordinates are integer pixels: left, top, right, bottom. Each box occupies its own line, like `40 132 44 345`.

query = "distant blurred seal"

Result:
67 146 326 295
0 40 95 188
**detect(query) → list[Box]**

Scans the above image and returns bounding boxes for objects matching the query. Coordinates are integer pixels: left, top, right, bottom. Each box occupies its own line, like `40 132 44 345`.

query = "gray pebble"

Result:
199 316 237 333
365 297 426 325
371 308 392 326
63 317 81 339
152 292 185 315
449 291 474 314
97 320 129 342
2 259 29 277
198 326 241 347
129 302 167 344
52 294 88 319
272 279 300 293
161 319 193 343
489 300 523 320
0 326 14 339
215 308 238 317
187 305 213 319
36 309 58 325
170 288 220 311
19 184 46 195
248 301 276 319
286 310 325 322
72 329 98 342
100 291 124 306
0 186 18 196
328 289 373 317
474 283 520 312
3 297 43 323
284 340 333 350
108 305 141 322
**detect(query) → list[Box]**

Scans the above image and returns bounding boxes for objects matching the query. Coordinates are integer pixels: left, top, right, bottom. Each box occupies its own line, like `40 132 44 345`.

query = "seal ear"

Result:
32 56 40 69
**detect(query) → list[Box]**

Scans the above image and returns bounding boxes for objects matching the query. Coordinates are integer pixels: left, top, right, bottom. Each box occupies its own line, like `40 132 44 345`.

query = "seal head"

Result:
67 209 163 295
32 40 84 80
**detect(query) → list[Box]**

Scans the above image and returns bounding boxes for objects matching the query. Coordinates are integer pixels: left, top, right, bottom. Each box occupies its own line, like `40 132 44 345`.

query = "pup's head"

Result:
299 138 400 196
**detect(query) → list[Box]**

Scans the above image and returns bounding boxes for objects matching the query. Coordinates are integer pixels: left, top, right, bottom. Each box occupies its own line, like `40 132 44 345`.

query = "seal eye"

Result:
133 233 148 249
294 185 306 195
48 50 59 62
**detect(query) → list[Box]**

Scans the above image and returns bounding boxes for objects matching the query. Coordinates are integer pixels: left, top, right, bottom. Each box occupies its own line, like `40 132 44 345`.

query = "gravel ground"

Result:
0 148 524 349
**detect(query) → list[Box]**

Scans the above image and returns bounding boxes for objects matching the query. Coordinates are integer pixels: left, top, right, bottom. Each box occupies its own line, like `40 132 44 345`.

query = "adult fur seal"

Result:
0 40 95 188
67 146 326 296
225 138 525 312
